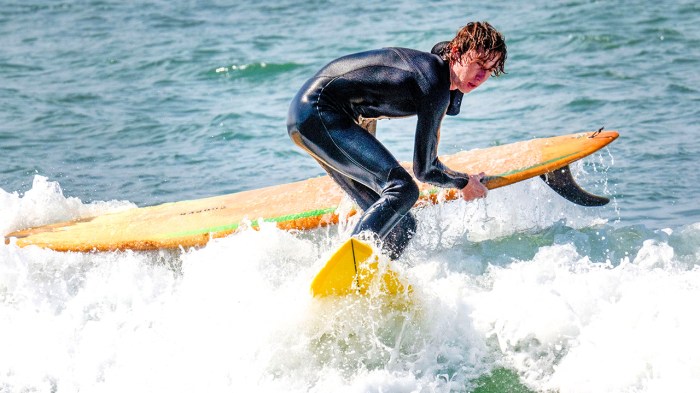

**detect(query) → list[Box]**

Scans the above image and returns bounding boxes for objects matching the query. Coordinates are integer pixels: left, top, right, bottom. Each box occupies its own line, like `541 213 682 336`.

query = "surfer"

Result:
287 21 507 259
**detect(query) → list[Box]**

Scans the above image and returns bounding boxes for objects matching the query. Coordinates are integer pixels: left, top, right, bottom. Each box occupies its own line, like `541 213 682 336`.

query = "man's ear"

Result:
450 46 461 63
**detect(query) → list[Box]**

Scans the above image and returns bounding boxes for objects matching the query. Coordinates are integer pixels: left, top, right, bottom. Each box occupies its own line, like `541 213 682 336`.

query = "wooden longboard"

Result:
5 130 618 252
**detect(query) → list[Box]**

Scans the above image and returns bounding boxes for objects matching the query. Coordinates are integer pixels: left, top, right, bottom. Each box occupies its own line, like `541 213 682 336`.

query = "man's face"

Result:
450 51 501 93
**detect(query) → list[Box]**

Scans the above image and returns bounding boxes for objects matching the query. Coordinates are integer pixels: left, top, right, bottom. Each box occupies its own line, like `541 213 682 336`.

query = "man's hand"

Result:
460 172 488 201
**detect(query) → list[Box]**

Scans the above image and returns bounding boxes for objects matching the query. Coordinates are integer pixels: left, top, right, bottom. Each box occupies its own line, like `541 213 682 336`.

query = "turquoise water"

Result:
2 1 700 392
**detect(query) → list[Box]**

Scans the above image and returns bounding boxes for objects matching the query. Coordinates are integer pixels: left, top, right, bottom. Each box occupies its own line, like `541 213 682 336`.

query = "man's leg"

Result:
288 99 419 258
320 162 417 259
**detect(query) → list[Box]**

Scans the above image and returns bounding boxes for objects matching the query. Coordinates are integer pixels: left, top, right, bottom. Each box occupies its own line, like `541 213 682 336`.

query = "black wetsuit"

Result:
287 43 467 258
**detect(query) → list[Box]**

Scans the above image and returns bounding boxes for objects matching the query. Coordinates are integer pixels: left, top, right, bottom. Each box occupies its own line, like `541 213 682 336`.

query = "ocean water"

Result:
1 0 700 392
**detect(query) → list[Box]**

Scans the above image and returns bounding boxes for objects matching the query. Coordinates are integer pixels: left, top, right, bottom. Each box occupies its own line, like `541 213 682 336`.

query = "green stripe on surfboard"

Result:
163 207 338 239
164 152 581 239
495 151 578 177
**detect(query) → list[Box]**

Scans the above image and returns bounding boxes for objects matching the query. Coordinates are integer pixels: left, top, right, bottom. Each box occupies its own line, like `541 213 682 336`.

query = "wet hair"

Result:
446 21 507 76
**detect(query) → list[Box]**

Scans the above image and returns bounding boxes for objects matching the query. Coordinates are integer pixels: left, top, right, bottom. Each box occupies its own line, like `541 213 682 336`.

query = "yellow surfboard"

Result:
310 237 410 297
5 130 618 252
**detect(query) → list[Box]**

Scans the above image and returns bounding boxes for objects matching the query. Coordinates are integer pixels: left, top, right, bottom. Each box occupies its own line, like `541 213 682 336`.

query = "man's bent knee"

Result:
386 167 420 213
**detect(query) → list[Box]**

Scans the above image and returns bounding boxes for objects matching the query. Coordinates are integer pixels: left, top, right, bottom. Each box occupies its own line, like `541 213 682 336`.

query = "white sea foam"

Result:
469 241 700 393
0 175 135 236
1 177 699 392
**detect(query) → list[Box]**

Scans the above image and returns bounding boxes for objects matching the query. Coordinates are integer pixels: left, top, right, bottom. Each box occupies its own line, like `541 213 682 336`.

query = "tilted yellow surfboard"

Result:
5 130 618 253
310 237 410 297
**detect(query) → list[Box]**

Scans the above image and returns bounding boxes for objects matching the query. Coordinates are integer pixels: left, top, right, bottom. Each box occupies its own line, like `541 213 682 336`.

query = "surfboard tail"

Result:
540 165 610 206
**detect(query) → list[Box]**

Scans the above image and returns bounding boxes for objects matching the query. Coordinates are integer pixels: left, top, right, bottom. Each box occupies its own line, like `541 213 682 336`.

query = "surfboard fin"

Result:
310 238 410 297
539 165 610 206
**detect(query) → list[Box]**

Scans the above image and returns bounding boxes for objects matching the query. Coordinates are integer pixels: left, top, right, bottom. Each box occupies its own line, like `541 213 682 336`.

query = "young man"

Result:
287 21 507 259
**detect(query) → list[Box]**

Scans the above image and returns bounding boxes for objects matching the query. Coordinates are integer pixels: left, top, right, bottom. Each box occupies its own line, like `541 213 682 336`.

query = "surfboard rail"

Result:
5 130 618 252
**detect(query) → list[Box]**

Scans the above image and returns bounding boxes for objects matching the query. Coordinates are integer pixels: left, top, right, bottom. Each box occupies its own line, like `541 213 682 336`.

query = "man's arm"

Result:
412 107 488 200
411 104 469 189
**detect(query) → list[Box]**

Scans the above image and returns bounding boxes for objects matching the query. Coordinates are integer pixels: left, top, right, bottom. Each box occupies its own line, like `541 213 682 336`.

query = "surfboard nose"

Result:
310 238 411 297
588 129 619 141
